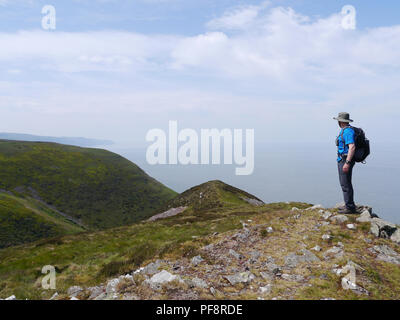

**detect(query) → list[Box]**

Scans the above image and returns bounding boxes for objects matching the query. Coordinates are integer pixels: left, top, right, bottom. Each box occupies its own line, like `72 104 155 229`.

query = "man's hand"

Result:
343 163 350 173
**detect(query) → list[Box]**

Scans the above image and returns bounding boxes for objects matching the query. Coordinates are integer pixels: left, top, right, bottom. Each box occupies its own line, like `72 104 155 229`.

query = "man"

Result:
333 112 357 214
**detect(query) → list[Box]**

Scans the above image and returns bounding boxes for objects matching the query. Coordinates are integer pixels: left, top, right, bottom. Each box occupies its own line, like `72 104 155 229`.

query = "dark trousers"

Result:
338 159 356 210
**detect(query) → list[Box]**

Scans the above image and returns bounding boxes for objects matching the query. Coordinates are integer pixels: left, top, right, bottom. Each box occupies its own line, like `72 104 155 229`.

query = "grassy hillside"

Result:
0 192 85 249
0 201 304 299
162 180 264 213
0 140 177 230
1 181 399 300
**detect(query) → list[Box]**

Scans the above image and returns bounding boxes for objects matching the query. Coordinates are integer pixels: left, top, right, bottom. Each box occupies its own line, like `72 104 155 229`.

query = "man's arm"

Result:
346 143 355 162
343 143 355 173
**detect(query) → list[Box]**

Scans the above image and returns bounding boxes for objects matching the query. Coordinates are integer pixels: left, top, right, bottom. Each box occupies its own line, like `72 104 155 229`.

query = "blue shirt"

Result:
337 126 355 162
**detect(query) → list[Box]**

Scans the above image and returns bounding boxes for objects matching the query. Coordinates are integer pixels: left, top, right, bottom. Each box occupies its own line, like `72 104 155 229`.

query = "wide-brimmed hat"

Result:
333 112 353 123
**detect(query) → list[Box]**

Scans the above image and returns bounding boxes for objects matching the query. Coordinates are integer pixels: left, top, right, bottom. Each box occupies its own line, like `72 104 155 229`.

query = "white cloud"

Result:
206 1 270 30
1 5 398 83
0 30 179 73
1 4 400 142
172 6 400 81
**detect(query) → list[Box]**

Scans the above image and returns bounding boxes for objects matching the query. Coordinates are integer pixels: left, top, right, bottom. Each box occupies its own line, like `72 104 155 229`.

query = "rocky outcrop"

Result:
330 215 349 224
55 203 400 301
355 210 400 244
224 272 255 285
368 245 400 265
241 197 264 206
148 207 187 222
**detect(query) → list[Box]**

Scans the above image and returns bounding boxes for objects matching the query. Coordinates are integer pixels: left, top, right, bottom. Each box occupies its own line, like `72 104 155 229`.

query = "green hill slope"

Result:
2 181 399 301
161 180 264 213
0 192 85 249
0 140 177 230
0 180 308 299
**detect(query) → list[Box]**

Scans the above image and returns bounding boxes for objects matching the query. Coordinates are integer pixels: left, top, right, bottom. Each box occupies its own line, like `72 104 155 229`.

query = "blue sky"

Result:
0 0 399 146
1 0 400 32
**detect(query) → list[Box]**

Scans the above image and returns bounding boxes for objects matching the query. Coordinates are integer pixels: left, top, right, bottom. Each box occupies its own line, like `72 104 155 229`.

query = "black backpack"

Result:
341 126 370 163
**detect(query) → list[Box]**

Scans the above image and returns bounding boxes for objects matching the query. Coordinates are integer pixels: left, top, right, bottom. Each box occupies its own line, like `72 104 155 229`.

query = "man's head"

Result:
333 112 353 128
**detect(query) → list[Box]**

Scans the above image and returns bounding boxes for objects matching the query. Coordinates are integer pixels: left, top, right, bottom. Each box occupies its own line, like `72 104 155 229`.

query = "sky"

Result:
1 0 400 146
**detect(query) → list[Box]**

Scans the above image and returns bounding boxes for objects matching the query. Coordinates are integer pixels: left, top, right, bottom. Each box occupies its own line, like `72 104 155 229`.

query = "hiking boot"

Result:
338 207 357 214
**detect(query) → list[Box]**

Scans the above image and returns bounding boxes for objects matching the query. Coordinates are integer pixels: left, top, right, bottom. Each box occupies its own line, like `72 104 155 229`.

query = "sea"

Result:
105 142 400 224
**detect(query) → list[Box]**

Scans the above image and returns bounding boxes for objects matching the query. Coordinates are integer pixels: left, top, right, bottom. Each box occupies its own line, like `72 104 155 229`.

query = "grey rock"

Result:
347 260 365 272
291 207 300 211
106 278 120 295
369 245 400 265
312 245 322 252
323 246 344 260
322 234 332 240
94 293 107 300
5 295 16 300
104 275 132 297
370 223 380 237
224 272 255 285
202 244 214 251
356 210 372 223
67 286 83 298
284 249 319 268
341 277 369 295
249 251 261 264
356 205 373 214
186 277 208 289
285 253 301 268
142 260 162 275
346 224 356 230
330 215 349 224
191 255 204 266
250 251 261 260
301 249 320 263
391 229 400 244
321 211 333 220
147 206 187 222
266 227 274 233
260 271 273 280
122 293 139 300
148 270 179 285
228 249 242 260
233 229 251 242
263 257 280 273
306 204 324 211
210 287 216 296
370 218 398 239
88 286 105 300
259 284 272 294
281 274 305 282
242 197 264 206
104 292 119 300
